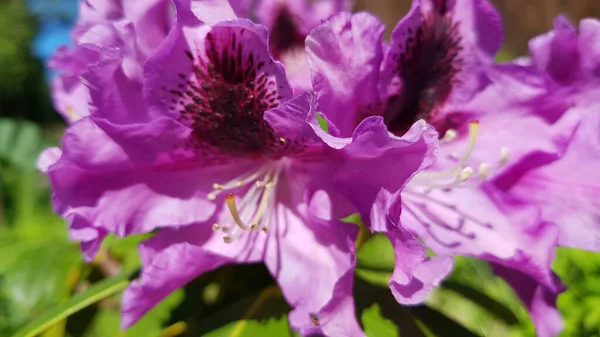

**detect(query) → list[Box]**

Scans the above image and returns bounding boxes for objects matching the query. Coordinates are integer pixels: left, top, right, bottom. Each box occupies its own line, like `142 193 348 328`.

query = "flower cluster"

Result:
40 0 600 336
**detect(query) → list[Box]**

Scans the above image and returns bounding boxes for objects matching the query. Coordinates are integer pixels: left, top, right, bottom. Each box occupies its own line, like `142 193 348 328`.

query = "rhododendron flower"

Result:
306 1 579 336
41 1 446 334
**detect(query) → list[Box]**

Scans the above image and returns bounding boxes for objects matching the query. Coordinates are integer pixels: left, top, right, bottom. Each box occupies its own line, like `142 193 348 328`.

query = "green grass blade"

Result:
12 274 130 337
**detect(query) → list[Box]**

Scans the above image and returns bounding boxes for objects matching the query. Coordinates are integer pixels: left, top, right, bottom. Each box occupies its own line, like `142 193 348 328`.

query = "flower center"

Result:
210 164 282 243
410 121 509 191
269 6 305 59
383 9 462 136
402 121 509 248
175 29 291 158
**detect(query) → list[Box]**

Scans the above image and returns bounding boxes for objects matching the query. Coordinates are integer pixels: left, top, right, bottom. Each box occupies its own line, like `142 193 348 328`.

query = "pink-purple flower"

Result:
38 0 600 335
306 1 583 336
40 0 449 334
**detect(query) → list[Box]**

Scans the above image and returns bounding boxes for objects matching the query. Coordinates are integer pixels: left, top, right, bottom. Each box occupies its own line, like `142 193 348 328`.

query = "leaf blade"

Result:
12 274 130 337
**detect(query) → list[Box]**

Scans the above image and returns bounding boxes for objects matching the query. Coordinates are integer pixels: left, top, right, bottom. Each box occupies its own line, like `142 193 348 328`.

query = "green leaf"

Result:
194 285 292 337
354 276 427 337
11 274 130 337
441 280 519 325
407 305 482 337
341 213 372 250
101 233 154 274
355 234 394 287
356 234 394 271
85 288 184 337
361 304 399 337
0 240 81 330
316 113 329 133
0 118 42 170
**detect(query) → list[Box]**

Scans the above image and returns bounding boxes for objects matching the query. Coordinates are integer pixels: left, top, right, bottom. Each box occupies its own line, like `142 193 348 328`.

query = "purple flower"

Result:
47 0 173 123
306 1 578 336
498 16 600 252
41 0 441 334
190 0 352 94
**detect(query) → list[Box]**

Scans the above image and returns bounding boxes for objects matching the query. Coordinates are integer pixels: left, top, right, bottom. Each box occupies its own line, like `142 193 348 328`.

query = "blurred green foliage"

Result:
0 0 59 123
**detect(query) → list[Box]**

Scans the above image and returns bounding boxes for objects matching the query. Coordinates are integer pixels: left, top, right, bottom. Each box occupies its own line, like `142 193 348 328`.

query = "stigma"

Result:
209 165 281 243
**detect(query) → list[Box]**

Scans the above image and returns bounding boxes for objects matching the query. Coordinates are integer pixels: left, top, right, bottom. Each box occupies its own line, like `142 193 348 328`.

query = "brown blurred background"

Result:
356 0 600 56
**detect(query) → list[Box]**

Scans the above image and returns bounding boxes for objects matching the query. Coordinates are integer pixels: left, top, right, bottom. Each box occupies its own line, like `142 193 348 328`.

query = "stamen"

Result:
409 122 511 192
442 129 458 142
207 169 266 200
223 229 243 243
499 147 509 165
213 165 282 243
478 163 491 179
415 120 480 180
255 174 271 188
224 194 252 230
249 181 275 230
455 121 479 168
458 167 474 181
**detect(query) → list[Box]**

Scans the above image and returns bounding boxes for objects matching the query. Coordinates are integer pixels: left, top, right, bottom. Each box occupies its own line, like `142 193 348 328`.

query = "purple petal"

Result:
380 0 502 134
123 211 274 329
444 0 503 62
263 190 358 334
69 214 107 262
36 147 62 173
526 16 600 85
326 117 439 232
263 92 322 145
123 0 173 56
81 45 150 124
306 12 385 137
253 0 351 94
529 15 580 85
493 264 564 337
431 64 578 186
50 0 171 124
578 18 600 79
255 0 351 35
51 75 91 123
401 184 560 285
399 182 563 334
122 241 230 328
143 16 292 123
49 46 99 123
387 227 453 304
72 0 123 40
379 4 422 104
444 0 504 101
507 105 600 250
46 117 259 253
318 261 366 337
189 0 252 25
